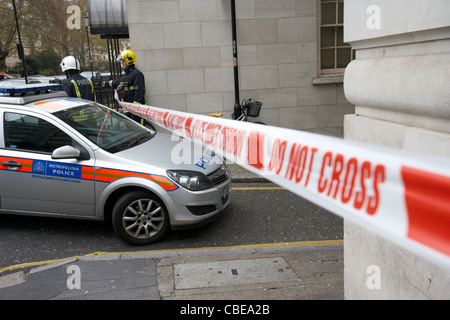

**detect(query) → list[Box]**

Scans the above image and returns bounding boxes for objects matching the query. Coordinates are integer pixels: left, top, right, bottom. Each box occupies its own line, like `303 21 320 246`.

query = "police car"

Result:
0 84 231 245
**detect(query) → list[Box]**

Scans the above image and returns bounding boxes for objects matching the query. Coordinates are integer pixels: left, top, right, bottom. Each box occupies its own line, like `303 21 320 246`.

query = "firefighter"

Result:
60 56 94 101
106 49 146 124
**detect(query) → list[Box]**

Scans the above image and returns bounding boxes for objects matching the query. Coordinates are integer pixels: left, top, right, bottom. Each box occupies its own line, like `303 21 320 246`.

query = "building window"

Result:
318 0 353 76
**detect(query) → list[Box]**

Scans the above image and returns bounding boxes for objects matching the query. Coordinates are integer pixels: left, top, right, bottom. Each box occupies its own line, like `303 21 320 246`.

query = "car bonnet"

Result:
115 132 224 175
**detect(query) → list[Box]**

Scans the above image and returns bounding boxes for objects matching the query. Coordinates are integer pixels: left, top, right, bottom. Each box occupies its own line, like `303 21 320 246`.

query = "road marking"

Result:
0 256 81 274
232 187 285 190
0 240 343 274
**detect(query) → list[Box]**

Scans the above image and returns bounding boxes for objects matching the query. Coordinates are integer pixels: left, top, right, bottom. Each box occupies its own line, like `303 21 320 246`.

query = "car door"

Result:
0 109 96 217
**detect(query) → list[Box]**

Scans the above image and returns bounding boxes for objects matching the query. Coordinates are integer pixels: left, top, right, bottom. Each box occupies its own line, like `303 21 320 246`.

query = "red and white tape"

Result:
121 101 450 266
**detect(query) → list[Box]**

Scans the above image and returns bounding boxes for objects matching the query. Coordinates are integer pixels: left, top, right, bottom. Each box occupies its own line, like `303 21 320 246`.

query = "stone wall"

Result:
343 0 450 299
126 0 354 137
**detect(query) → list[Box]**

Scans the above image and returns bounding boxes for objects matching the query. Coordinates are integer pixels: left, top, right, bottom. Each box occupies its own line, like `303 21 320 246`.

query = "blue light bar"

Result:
0 83 62 95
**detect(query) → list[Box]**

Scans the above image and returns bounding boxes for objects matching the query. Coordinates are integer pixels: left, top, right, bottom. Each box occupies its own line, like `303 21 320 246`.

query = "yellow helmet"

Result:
116 49 137 65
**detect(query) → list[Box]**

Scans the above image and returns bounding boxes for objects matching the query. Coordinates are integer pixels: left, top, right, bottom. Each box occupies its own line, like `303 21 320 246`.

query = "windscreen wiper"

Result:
126 131 152 148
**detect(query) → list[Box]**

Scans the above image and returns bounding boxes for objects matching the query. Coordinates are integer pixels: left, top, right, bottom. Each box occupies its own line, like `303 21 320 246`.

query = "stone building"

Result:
343 0 450 299
124 0 354 136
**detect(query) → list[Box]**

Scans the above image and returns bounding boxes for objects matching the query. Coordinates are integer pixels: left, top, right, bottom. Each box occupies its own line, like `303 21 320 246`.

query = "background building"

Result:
125 0 354 136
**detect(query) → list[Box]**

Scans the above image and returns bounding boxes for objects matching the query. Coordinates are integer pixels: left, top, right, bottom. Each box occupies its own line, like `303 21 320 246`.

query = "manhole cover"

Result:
173 257 298 289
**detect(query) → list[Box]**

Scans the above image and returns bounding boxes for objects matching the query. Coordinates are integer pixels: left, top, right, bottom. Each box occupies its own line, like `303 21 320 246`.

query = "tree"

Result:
1 0 111 74
34 50 62 75
24 0 85 57
9 55 36 76
0 0 21 70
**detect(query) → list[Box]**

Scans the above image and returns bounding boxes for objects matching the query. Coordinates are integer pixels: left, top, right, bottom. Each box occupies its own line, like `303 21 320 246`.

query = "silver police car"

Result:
0 84 231 245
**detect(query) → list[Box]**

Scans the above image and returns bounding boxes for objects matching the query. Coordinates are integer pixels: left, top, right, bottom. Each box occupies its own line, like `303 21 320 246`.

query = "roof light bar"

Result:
0 83 62 95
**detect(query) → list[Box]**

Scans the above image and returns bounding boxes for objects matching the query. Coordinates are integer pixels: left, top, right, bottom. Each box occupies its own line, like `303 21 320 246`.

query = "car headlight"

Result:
167 170 214 191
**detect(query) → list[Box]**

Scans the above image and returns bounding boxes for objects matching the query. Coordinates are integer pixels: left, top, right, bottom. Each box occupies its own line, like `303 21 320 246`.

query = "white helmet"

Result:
60 56 81 72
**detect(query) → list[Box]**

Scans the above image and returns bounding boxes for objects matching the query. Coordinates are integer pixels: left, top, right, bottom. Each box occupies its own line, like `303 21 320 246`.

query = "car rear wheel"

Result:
112 191 170 245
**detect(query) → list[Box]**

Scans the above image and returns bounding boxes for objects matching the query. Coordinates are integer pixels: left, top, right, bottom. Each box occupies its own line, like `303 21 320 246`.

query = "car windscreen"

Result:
53 103 154 153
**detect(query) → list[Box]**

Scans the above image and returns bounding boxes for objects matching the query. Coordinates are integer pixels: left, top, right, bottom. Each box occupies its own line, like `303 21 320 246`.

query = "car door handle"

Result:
1 160 22 170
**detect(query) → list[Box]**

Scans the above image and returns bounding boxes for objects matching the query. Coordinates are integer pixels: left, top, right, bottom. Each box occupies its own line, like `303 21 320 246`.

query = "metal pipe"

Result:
231 0 241 119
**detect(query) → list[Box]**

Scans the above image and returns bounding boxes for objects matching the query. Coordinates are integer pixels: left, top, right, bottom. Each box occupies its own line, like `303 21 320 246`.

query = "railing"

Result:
91 75 120 110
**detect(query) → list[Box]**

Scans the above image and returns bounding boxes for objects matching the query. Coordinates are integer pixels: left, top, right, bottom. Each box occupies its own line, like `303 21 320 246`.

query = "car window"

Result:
3 112 73 154
54 104 154 153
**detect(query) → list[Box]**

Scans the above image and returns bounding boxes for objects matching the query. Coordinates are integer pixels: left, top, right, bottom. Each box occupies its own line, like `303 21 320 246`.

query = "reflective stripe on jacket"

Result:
62 74 95 101
71 79 94 99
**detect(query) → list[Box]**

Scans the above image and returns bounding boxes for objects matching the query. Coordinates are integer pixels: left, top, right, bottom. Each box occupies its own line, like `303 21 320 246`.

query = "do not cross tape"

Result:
120 101 450 267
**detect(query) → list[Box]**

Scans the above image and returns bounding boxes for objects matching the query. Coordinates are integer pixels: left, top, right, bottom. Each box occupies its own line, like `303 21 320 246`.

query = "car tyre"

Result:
112 190 170 245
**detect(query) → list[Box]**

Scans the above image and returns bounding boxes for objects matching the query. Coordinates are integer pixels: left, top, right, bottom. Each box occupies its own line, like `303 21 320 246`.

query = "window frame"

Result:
3 111 74 155
317 0 354 78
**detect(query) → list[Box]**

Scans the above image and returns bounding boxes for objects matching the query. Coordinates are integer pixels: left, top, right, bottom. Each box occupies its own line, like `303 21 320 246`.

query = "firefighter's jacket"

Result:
62 74 95 101
109 65 146 104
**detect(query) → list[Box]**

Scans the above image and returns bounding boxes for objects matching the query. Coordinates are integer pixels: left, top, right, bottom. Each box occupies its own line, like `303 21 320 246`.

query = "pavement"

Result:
0 164 344 301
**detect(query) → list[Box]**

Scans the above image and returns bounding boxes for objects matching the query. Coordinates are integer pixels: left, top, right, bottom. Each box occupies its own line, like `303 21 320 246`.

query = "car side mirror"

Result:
51 145 81 159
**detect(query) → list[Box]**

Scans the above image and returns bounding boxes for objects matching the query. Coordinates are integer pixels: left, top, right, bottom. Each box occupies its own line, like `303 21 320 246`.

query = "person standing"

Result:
106 49 146 124
60 56 94 101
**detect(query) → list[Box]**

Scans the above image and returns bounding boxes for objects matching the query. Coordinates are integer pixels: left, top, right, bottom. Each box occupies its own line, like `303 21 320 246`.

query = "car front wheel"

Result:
112 191 170 245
